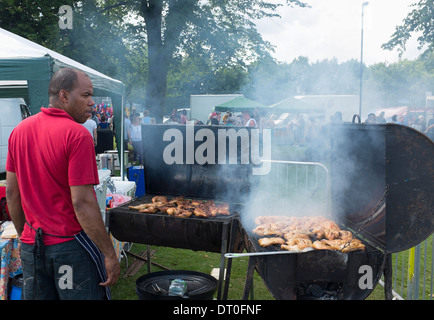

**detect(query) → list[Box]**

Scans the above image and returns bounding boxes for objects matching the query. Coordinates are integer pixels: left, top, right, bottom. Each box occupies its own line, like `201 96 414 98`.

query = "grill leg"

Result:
217 222 229 300
384 253 393 300
242 256 256 300
222 219 238 300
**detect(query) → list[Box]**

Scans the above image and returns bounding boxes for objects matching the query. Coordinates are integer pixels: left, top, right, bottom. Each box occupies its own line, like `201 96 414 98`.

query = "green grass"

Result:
111 243 388 300
111 244 274 300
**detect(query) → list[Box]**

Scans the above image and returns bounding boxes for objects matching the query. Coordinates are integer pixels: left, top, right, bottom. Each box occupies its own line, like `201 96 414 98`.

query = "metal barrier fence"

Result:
265 160 433 300
260 160 330 213
379 235 434 300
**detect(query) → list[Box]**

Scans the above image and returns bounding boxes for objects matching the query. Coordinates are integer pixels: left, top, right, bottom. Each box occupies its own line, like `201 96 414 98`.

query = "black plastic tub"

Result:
136 270 217 300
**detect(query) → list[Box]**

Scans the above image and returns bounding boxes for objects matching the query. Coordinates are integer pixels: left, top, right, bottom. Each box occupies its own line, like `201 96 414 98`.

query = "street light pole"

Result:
359 1 369 120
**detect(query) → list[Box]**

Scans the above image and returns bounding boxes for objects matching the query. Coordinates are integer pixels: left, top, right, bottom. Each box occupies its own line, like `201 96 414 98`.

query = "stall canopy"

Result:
0 27 126 175
267 97 320 113
214 96 267 113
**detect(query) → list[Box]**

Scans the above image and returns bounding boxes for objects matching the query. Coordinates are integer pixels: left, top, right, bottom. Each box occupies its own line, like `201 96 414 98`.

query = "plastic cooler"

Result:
112 180 136 198
127 166 145 197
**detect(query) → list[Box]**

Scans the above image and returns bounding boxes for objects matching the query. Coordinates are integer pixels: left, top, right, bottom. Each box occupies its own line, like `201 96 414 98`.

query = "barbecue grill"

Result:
108 122 433 300
236 122 433 300
108 124 254 299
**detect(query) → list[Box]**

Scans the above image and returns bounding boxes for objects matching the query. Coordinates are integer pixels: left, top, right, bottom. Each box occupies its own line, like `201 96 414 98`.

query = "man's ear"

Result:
59 89 69 103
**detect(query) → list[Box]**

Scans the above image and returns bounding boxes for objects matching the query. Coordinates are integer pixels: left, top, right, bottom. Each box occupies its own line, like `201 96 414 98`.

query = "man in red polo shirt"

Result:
5 68 120 299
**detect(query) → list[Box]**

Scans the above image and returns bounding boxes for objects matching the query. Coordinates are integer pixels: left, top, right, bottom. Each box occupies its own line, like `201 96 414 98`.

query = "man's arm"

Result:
5 171 25 237
70 184 120 286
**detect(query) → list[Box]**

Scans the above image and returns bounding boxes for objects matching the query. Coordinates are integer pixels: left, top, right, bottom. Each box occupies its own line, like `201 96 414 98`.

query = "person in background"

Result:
131 113 143 165
365 113 377 124
243 111 256 127
124 112 132 147
398 114 405 124
82 115 98 148
208 112 221 125
98 114 110 129
91 110 99 125
425 118 434 141
391 114 400 124
5 67 120 300
377 111 386 123
222 111 232 125
412 115 426 132
179 109 188 124
141 110 151 124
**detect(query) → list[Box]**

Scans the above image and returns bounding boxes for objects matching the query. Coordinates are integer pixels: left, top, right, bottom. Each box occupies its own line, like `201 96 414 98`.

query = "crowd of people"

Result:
90 103 114 129
123 106 434 165
367 111 434 140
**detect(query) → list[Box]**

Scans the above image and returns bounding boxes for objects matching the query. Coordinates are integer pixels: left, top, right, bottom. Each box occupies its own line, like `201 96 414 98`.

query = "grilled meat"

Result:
129 196 231 218
253 215 365 252
258 237 286 247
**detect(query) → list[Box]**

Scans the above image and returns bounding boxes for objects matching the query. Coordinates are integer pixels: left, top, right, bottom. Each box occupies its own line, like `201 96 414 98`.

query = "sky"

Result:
255 0 423 66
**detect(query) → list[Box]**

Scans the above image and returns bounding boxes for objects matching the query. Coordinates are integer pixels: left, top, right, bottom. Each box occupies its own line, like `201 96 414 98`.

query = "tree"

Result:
382 0 434 57
0 1 147 105
122 0 309 121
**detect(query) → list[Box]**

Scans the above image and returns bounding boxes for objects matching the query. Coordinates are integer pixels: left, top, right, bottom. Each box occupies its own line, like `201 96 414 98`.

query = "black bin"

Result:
136 270 217 300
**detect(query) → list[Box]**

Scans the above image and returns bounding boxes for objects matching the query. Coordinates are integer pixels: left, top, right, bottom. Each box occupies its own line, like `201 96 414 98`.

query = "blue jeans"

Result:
20 239 106 300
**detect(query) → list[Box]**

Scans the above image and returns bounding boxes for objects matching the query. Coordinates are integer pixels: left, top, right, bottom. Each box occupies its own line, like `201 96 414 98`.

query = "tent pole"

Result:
120 96 125 180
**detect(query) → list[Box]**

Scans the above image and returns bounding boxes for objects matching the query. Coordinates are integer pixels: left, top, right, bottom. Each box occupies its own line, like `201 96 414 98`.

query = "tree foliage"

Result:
382 0 434 56
0 0 432 114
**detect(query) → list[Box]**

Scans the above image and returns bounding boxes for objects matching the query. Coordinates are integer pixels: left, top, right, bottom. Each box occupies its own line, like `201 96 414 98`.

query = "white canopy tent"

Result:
0 27 127 177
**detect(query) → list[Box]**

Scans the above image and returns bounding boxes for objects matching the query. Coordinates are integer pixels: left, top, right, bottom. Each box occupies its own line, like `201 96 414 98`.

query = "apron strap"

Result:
75 231 112 300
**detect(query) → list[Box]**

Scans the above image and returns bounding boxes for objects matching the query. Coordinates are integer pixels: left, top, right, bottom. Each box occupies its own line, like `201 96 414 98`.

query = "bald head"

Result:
49 68 89 101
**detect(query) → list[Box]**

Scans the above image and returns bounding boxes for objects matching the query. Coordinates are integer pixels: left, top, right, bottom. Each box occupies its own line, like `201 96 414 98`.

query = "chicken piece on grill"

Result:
139 206 158 213
324 228 340 240
258 237 286 247
281 244 299 251
339 230 353 242
129 203 152 211
166 207 179 216
209 203 230 216
312 238 365 252
193 207 208 217
283 230 311 241
340 239 365 252
253 225 283 237
282 238 313 250
311 226 326 239
312 239 340 250
174 210 193 218
152 196 168 203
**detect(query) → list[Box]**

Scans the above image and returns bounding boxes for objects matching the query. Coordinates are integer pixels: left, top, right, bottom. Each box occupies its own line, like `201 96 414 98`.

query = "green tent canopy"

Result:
267 97 320 113
0 27 127 176
214 96 267 113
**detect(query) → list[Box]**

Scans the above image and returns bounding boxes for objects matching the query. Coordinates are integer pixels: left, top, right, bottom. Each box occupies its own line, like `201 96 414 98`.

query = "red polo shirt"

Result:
6 107 99 245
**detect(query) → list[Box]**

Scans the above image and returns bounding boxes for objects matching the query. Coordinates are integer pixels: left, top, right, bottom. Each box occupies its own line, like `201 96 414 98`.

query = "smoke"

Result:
240 157 332 231
238 118 387 235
